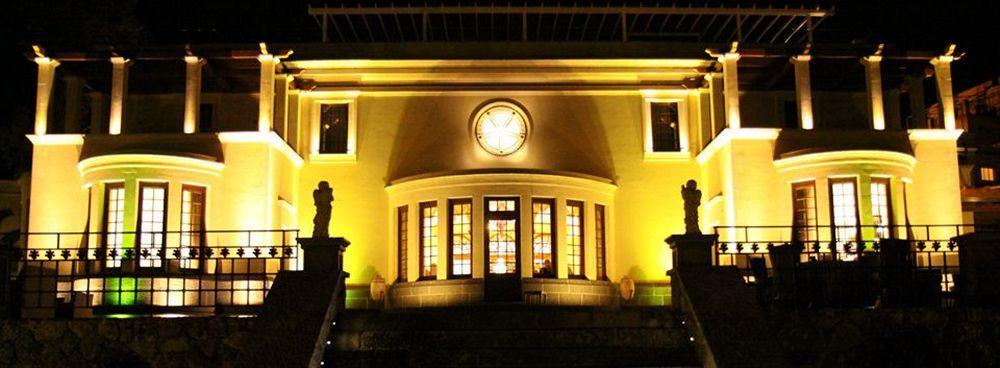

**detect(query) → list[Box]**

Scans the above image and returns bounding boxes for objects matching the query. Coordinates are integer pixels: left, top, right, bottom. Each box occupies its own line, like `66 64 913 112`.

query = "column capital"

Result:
184 55 206 65
257 53 280 64
790 54 811 63
930 55 955 65
110 56 131 65
33 57 60 67
718 52 741 63
861 55 883 64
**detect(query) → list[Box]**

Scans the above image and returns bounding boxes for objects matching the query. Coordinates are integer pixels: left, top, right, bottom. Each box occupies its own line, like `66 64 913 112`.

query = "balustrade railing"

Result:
1 229 300 318
712 225 989 308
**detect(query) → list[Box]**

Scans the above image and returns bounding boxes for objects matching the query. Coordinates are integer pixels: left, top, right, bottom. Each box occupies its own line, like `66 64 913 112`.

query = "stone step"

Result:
336 307 684 331
326 307 699 367
336 326 690 350
327 347 700 368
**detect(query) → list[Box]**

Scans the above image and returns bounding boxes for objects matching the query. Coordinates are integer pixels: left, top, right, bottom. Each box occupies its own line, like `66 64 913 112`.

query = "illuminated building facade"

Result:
22 4 967 310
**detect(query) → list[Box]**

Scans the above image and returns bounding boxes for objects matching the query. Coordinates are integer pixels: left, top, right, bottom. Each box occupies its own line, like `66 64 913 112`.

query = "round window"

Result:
473 102 529 156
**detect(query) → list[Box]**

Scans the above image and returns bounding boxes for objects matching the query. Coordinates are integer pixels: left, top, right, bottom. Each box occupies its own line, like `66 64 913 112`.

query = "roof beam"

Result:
308 6 830 18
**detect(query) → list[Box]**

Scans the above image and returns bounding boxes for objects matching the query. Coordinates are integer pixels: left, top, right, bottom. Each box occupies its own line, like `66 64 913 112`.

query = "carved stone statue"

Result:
681 179 702 234
312 181 334 238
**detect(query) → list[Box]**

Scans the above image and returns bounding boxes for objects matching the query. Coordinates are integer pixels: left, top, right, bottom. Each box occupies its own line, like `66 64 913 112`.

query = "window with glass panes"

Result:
419 202 439 280
138 183 168 268
792 181 818 242
566 200 585 278
449 199 472 278
180 185 205 269
319 103 349 154
595 204 607 281
829 179 859 244
531 198 556 278
485 198 518 275
870 179 892 239
103 183 126 268
650 102 680 152
397 206 408 282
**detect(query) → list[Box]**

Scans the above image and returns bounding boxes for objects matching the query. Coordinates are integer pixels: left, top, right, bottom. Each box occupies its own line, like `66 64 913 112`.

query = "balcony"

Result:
79 133 224 163
7 229 300 318
773 129 913 160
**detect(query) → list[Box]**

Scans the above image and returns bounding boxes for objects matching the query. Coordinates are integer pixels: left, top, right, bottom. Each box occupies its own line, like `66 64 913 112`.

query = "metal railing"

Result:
712 225 983 308
2 229 300 318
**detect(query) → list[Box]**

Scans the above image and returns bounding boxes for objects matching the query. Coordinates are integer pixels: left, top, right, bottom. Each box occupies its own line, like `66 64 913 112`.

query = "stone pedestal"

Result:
297 237 350 274
666 234 718 271
954 232 1000 307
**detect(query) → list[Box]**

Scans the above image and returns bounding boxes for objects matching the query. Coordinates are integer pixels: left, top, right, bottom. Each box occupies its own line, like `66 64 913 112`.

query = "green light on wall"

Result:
103 277 138 306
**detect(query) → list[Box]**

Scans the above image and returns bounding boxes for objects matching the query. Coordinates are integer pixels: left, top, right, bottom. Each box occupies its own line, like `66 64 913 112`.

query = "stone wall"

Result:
386 279 625 308
387 279 483 308
0 316 254 368
772 308 1000 367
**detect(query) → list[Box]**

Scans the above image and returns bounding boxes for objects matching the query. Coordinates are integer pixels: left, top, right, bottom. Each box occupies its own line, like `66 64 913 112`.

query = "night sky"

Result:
1 0 996 179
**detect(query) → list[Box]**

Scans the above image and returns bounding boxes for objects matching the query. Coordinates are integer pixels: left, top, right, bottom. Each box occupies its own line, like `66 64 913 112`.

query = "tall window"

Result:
830 179 859 245
566 200 585 278
319 104 349 154
870 179 892 239
792 181 818 242
486 198 518 275
531 198 556 278
103 183 126 268
419 202 438 280
595 204 607 281
137 183 168 268
650 102 680 152
397 206 408 282
179 185 206 270
449 199 472 278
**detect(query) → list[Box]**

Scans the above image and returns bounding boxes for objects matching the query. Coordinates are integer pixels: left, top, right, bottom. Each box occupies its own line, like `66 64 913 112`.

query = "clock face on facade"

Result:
474 102 528 156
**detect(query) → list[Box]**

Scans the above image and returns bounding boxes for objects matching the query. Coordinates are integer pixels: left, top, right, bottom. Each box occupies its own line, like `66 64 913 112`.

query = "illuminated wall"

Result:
24 58 966 304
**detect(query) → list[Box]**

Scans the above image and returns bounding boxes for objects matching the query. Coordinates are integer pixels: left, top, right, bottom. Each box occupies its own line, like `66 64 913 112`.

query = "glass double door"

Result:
483 197 522 302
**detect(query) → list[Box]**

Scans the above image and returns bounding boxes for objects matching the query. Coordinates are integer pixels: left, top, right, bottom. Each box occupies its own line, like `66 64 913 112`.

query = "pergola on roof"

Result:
307 1 831 44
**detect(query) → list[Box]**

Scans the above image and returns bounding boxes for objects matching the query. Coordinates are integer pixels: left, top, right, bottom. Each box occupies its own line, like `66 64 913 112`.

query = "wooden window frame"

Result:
791 181 819 242
484 197 521 276
136 182 169 270
531 198 557 278
418 201 439 281
397 205 409 282
178 185 207 272
102 182 126 268
828 178 861 244
448 198 473 279
870 178 894 239
595 203 608 281
566 200 586 279
310 97 358 163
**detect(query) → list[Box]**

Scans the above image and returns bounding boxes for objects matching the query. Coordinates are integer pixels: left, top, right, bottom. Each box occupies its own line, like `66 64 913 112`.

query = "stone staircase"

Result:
324 306 700 367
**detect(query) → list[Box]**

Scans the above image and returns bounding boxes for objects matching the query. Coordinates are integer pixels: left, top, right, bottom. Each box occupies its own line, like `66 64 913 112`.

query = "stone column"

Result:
33 57 60 135
930 55 957 130
183 56 205 134
862 55 886 130
108 57 130 135
791 55 814 130
666 234 718 271
718 53 742 129
258 54 279 132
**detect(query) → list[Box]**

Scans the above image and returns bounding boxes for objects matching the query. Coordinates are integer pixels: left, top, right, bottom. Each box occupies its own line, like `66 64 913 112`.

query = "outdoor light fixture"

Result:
473 101 529 156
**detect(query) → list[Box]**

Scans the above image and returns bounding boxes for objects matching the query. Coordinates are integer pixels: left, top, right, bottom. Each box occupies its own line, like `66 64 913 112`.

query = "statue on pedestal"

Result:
312 181 334 238
681 180 702 235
